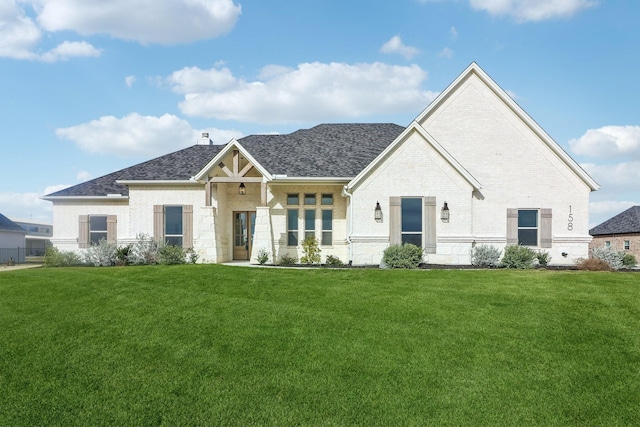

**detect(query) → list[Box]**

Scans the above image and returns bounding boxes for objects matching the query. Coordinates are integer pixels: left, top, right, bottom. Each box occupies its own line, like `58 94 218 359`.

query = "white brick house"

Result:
44 63 599 265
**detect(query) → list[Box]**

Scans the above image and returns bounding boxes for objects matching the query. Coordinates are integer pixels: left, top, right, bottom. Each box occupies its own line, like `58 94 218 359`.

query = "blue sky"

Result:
1 0 638 228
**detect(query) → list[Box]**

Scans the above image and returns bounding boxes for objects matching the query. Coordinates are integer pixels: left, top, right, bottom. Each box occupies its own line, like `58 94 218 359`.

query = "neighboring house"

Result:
10 218 53 256
589 206 640 259
43 63 599 266
0 213 27 264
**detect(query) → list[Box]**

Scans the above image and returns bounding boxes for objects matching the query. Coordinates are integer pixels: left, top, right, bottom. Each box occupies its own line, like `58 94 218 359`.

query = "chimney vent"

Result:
197 132 212 145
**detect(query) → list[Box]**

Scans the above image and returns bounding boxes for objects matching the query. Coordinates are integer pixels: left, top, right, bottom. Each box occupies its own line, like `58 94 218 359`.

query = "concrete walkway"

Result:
0 264 43 272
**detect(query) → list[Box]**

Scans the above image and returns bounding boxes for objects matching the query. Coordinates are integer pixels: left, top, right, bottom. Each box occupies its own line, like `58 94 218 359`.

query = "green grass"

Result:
1 266 639 426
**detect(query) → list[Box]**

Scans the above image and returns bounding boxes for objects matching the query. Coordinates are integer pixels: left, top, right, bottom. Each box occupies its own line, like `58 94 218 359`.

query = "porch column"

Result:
250 206 274 264
196 206 217 263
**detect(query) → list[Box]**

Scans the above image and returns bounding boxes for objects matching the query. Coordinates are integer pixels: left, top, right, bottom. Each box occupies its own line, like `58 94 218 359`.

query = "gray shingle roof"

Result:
47 145 224 197
589 206 640 235
0 213 26 233
239 123 405 177
45 123 404 198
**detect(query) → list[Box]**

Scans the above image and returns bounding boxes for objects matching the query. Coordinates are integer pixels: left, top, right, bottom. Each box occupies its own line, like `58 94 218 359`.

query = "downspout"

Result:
341 185 354 264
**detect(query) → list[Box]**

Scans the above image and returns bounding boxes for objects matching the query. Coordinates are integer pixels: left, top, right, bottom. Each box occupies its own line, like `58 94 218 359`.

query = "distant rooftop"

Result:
589 206 640 235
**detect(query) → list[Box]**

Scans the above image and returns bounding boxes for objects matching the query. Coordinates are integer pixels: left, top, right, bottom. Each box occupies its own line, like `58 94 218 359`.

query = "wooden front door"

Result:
233 211 256 260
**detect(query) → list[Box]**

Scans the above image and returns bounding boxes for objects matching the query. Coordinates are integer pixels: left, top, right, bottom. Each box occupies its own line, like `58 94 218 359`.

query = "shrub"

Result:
470 245 501 268
325 255 344 267
115 245 132 266
622 252 637 268
300 236 321 265
158 245 186 265
576 257 612 271
382 244 424 269
536 250 552 267
185 248 199 264
256 248 270 265
44 247 82 267
127 234 161 265
84 239 117 267
591 247 623 271
501 245 537 269
279 254 298 266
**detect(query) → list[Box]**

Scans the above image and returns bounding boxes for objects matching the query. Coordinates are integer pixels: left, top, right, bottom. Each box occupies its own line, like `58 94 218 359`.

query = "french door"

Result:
233 211 256 260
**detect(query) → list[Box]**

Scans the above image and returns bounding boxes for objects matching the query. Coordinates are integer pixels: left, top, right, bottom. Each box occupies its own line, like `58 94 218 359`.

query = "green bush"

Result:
591 247 623 271
84 239 118 267
279 254 298 266
185 248 199 264
470 245 501 268
115 245 132 266
536 250 552 267
127 234 161 265
44 247 82 267
622 252 637 268
158 245 186 265
255 248 270 265
301 236 321 265
501 245 537 269
382 244 424 269
325 255 344 267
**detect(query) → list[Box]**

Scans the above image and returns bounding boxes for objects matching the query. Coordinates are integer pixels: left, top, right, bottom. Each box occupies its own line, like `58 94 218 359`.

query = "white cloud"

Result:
569 126 640 159
55 113 242 157
33 0 242 44
0 0 101 61
380 35 419 60
581 161 640 193
0 0 41 59
125 75 136 88
438 47 454 59
449 26 458 40
0 184 71 222
40 40 101 62
469 0 597 22
76 171 93 181
173 62 437 124
166 66 239 94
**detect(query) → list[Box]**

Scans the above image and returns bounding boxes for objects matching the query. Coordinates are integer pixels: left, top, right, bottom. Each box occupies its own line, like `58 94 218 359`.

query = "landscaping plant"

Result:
470 244 502 268
501 245 537 269
382 243 423 268
300 236 321 264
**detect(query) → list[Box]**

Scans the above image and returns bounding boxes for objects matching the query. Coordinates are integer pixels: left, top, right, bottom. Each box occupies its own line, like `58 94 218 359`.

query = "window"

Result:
401 198 422 246
322 209 333 245
605 241 611 248
321 194 333 205
517 210 538 246
625 240 630 250
287 209 299 246
304 193 316 205
287 194 299 205
305 209 315 240
165 206 183 246
89 215 108 245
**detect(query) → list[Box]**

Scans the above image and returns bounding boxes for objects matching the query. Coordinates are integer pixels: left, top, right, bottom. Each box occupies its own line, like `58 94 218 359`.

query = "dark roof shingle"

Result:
0 213 26 233
589 206 640 235
45 123 405 198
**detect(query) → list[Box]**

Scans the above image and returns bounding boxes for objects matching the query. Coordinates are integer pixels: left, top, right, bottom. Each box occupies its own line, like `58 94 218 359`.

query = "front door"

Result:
233 211 256 260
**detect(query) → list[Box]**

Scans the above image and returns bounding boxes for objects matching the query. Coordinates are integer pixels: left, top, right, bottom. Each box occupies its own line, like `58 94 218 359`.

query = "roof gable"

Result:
347 121 482 191
416 62 599 191
590 206 640 235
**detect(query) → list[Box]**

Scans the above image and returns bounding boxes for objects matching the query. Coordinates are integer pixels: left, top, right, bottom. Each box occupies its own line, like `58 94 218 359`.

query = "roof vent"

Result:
198 132 212 145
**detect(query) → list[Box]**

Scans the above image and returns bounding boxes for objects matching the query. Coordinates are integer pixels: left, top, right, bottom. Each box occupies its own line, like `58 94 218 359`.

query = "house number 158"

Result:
567 205 574 231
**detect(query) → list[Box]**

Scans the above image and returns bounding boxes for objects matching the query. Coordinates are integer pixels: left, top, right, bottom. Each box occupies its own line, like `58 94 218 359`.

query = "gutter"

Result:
341 185 354 264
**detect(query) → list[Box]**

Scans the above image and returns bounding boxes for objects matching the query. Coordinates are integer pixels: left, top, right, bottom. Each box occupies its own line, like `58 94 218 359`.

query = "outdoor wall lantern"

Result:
238 182 246 195
374 201 383 222
441 202 450 222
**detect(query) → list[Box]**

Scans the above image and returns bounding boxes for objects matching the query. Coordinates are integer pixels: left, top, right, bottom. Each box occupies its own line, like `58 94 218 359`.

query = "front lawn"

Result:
0 266 638 425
